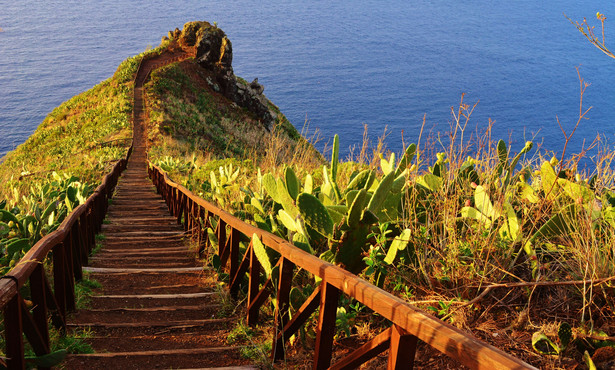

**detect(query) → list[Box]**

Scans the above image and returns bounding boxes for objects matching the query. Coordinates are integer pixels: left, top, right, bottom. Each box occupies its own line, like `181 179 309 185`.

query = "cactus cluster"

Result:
0 172 90 273
180 131 615 289
248 135 416 274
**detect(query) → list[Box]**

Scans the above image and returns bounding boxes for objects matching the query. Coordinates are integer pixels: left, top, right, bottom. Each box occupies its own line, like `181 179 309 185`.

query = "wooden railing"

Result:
148 163 537 370
0 150 129 369
0 53 146 369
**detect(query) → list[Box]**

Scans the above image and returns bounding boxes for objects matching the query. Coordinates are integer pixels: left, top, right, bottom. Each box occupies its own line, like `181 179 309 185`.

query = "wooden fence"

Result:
148 164 537 370
0 150 129 369
0 52 146 369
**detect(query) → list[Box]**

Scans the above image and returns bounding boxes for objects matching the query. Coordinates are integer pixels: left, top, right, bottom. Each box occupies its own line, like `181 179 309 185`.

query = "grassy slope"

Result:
145 54 323 192
0 44 171 202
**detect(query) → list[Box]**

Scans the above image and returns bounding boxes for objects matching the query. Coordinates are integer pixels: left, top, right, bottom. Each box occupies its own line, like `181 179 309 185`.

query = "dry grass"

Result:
142 41 615 368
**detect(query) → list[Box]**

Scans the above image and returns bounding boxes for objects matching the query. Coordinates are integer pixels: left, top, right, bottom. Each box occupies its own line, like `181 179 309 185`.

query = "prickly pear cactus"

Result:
284 166 300 200
394 143 416 177
297 193 333 237
331 224 372 274
558 322 572 349
330 134 340 182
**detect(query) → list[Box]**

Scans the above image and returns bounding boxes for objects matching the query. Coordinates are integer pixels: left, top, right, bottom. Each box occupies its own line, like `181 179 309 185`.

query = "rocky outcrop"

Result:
172 21 277 130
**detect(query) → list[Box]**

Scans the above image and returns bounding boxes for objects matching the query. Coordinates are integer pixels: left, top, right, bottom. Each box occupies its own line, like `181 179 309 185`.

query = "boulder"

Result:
250 78 264 95
180 21 212 46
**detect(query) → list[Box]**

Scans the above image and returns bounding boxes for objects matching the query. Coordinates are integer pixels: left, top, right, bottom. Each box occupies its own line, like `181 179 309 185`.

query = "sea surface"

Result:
1 1 614 162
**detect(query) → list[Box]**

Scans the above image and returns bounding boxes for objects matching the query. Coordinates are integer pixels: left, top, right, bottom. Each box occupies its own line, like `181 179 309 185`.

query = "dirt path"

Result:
63 51 254 369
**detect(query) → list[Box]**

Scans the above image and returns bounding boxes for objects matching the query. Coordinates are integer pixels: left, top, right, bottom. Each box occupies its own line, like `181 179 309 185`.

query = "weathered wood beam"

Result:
330 327 392 370
313 283 340 369
388 325 418 369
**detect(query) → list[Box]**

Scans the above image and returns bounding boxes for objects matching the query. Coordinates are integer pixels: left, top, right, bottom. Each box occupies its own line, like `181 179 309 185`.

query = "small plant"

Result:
214 282 236 318
427 300 455 319
567 11 614 60
227 321 256 345
75 277 102 309
52 328 94 355
227 321 273 368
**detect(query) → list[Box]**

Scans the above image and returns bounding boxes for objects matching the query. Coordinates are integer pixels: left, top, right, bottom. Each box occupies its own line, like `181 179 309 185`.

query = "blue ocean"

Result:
1 1 614 161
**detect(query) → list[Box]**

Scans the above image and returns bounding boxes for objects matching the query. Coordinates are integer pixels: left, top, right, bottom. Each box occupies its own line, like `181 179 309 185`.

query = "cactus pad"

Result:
558 322 572 348
297 193 334 237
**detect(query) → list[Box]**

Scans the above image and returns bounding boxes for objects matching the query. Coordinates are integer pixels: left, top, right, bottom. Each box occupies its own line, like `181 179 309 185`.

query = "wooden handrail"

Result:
0 154 128 369
148 163 537 370
0 55 142 369
0 48 188 368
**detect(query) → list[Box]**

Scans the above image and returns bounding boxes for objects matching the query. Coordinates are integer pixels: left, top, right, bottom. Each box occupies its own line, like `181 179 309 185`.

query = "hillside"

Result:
0 22 321 201
0 22 321 288
0 21 325 367
1 20 614 369
142 21 324 201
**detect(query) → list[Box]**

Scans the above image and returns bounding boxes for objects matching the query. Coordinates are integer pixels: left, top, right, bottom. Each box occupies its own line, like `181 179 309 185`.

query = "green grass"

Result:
227 321 273 368
145 58 323 173
51 328 94 355
75 276 102 309
0 41 171 203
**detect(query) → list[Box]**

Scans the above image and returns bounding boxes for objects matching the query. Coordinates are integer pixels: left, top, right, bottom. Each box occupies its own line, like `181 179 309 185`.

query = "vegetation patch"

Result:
176 101 615 368
145 54 323 184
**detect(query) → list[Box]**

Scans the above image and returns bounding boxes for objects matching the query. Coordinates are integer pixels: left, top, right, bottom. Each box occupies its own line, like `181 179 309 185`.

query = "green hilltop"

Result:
0 21 321 203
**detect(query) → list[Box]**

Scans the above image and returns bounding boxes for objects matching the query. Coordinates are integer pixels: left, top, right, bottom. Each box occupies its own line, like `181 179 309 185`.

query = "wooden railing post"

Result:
192 201 199 240
85 206 95 253
170 188 175 216
165 183 170 209
271 257 295 361
168 187 173 214
74 220 87 267
183 197 190 231
81 210 89 255
94 194 103 234
191 199 196 234
68 227 83 282
4 293 25 370
165 182 170 209
87 207 95 254
229 228 241 287
187 199 193 234
247 243 262 326
176 190 183 223
217 219 227 264
29 265 50 352
53 242 68 321
60 237 76 312
177 190 182 222
388 325 418 369
313 282 340 370
197 207 207 255
176 191 182 223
